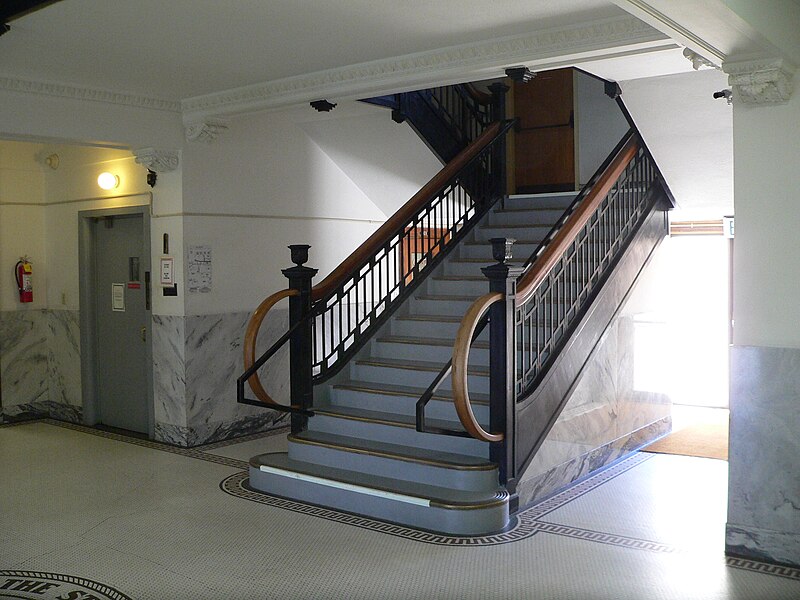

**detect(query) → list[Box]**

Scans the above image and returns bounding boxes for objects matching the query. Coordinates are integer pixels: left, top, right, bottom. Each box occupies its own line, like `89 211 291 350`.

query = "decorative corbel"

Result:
724 58 794 105
184 119 229 143
682 48 720 71
133 147 180 172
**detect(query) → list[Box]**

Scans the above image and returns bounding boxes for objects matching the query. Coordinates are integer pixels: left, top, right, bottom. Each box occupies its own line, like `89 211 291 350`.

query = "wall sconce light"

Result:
97 172 120 190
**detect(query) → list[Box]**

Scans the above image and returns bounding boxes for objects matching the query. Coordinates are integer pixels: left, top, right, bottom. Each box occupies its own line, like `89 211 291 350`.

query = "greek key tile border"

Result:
6 419 800 581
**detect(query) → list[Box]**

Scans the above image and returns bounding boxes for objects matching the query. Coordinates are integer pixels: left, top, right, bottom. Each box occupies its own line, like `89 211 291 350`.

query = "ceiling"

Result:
0 0 689 103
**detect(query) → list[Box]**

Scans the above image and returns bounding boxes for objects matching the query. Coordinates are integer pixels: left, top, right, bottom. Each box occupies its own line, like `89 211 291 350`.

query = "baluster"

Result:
283 245 318 433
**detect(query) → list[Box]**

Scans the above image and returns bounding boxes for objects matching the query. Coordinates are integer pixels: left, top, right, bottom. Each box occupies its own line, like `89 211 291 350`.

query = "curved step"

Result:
249 452 510 535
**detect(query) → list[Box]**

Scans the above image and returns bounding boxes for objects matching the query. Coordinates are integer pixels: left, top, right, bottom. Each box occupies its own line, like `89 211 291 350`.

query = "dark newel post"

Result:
487 82 509 199
282 244 318 433
481 238 521 485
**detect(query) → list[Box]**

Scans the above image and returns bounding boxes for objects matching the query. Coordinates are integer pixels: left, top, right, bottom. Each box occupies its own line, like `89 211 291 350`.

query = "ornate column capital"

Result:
184 119 229 143
133 147 180 172
724 58 795 105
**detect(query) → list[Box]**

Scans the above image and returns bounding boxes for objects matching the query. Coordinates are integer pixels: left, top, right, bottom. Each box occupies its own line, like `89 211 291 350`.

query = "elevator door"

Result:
93 213 150 433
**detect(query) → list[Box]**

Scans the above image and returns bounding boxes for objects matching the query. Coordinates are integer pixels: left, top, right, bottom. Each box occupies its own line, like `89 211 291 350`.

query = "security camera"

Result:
713 89 733 105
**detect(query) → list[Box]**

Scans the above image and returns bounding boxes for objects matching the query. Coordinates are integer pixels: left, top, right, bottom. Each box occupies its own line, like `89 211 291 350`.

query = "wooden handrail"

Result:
311 120 503 301
451 291 504 443
516 135 639 303
243 288 299 405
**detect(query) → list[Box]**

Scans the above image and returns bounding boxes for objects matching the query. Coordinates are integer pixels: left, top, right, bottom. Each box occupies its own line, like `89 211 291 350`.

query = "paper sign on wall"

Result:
160 257 174 286
188 245 212 293
111 283 125 312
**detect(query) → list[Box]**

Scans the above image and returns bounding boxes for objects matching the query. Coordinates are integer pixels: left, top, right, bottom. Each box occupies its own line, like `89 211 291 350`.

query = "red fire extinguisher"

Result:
15 257 33 303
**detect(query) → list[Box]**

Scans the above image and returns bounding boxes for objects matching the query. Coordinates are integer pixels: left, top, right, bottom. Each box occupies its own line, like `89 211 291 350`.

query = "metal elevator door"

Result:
93 213 149 433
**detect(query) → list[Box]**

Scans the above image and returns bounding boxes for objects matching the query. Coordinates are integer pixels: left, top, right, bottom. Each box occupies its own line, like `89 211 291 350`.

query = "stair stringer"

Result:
512 192 672 500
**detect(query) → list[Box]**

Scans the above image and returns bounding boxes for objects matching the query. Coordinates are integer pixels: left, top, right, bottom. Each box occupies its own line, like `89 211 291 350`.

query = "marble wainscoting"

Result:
152 311 287 447
152 315 188 445
516 314 671 508
0 309 49 422
727 345 800 568
46 309 82 423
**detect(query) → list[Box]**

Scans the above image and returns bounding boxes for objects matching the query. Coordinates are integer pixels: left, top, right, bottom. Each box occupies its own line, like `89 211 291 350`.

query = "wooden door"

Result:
513 68 576 194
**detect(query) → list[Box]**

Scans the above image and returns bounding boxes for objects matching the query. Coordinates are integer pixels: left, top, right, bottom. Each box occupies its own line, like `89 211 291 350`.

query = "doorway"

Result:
79 206 153 436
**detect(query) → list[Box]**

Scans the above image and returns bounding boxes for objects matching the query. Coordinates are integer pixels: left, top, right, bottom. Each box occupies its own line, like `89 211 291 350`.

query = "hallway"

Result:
1 420 798 599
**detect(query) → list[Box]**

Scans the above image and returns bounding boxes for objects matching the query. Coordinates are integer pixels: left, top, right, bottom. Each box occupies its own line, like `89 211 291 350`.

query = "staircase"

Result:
250 192 574 534
238 76 673 536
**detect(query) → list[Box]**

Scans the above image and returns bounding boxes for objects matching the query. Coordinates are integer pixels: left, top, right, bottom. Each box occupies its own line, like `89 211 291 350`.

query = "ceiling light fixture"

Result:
97 172 120 190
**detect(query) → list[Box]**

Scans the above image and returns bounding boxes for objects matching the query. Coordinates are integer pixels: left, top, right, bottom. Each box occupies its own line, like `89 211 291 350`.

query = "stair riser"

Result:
372 339 489 365
428 277 488 296
249 465 508 535
410 297 476 316
391 318 489 340
329 387 490 423
351 362 489 394
503 194 576 210
473 226 552 243
487 209 567 226
458 242 542 260
287 440 499 492
308 413 488 457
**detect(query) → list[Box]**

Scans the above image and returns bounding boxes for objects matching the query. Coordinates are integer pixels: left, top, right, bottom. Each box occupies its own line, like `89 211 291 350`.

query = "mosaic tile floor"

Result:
1 419 798 599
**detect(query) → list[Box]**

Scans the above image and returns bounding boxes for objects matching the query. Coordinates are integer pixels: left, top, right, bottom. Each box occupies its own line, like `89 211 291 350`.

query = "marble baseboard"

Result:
727 524 800 568
0 400 83 424
47 309 81 407
516 416 671 508
727 344 800 568
155 411 286 447
152 315 187 427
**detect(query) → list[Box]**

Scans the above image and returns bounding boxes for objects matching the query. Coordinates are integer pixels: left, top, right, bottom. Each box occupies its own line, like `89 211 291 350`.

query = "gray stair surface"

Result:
246 192 576 535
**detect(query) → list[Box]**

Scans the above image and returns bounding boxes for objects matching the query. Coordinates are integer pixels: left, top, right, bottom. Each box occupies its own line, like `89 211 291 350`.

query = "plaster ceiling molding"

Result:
682 48 719 71
180 15 671 121
0 76 181 112
184 119 229 143
133 147 180 172
724 58 795 104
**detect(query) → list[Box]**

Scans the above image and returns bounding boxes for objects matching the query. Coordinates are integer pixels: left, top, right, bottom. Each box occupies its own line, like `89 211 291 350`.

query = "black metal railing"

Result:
514 138 658 397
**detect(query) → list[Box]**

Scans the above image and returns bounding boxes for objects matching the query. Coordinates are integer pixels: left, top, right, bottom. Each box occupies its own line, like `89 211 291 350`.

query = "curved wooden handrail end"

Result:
452 292 504 443
244 288 299 406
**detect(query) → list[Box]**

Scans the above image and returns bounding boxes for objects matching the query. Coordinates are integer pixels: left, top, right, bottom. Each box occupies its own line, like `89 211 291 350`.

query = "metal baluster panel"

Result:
514 149 657 396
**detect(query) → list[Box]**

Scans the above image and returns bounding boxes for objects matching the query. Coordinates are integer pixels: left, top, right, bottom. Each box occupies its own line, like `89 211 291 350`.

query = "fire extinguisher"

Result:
15 257 33 303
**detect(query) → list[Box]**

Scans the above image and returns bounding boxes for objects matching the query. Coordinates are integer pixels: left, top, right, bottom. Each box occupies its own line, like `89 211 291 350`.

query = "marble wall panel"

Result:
0 310 48 419
47 309 81 410
184 309 287 443
152 315 187 428
727 344 800 567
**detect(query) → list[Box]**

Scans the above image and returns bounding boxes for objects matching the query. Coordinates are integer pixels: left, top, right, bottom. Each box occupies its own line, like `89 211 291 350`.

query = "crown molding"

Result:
133 147 180 172
181 15 670 121
724 58 795 104
0 75 181 112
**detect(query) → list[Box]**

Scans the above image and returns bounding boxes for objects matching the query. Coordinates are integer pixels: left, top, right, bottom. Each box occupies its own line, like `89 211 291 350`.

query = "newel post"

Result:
282 244 318 433
481 238 521 485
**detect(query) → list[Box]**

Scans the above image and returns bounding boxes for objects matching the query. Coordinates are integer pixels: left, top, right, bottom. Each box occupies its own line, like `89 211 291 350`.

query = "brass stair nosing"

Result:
356 358 489 376
332 383 490 405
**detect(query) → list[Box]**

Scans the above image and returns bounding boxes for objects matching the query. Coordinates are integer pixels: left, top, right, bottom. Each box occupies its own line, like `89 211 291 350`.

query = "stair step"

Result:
330 379 489 423
392 314 488 339
249 452 509 535
288 430 498 491
374 334 488 364
504 192 577 210
458 240 543 260
309 405 487 456
412 294 480 316
473 224 553 242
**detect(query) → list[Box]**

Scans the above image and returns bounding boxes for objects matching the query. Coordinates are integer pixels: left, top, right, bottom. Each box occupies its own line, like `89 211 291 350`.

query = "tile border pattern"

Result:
4 419 800 583
0 570 133 600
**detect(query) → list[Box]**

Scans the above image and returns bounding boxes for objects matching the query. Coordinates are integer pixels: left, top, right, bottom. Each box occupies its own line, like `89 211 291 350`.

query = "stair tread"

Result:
355 356 489 376
377 334 488 349
333 379 489 405
315 404 472 431
449 258 527 264
415 294 478 301
396 313 463 323
290 430 495 470
465 239 544 246
479 223 554 229
252 452 508 508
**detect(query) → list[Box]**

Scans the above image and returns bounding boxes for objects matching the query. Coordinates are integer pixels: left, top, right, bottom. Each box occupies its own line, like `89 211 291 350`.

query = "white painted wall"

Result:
0 141 46 311
180 101 418 315
732 90 800 348
621 69 733 220
575 70 630 186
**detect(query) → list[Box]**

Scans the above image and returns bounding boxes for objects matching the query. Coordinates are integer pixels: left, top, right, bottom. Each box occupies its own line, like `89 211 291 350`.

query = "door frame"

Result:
78 205 154 438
